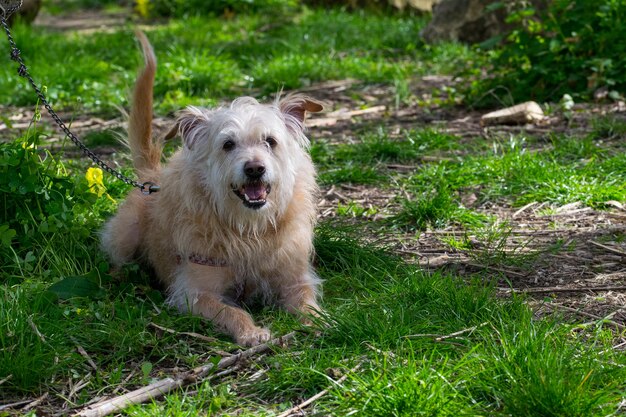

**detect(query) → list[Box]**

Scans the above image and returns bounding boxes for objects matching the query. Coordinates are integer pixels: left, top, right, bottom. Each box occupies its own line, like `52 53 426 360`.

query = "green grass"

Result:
391 187 488 231
2 135 626 414
2 4 626 416
0 9 474 114
405 134 626 209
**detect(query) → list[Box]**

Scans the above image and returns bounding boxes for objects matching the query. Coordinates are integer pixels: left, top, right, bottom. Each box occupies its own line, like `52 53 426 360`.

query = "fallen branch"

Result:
275 361 363 417
74 332 296 417
501 286 626 294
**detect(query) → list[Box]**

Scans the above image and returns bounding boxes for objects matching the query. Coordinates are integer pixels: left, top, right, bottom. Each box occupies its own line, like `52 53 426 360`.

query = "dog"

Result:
101 32 323 346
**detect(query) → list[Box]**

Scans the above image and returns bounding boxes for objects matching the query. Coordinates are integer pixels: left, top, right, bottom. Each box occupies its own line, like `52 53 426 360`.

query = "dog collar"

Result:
176 253 229 267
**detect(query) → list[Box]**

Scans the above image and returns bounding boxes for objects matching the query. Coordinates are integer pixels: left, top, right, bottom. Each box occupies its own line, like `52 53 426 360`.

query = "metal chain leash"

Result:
0 2 159 194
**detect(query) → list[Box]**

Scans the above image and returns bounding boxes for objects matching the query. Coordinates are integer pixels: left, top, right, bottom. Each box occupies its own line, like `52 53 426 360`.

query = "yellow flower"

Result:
86 167 116 202
86 167 106 197
135 0 150 18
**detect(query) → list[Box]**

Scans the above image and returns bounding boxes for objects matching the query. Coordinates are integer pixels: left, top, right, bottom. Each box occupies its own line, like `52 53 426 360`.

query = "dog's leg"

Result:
275 268 322 325
168 264 270 347
192 293 271 346
100 194 143 267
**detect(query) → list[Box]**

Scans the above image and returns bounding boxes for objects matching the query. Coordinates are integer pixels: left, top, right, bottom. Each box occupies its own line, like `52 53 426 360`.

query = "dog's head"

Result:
166 95 322 229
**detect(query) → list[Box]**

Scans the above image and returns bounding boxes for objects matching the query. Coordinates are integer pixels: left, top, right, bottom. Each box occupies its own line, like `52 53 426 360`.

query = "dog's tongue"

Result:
244 183 267 201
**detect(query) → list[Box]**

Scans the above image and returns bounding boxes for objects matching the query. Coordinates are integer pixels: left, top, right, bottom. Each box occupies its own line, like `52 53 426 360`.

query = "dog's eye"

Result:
265 136 277 148
223 140 235 151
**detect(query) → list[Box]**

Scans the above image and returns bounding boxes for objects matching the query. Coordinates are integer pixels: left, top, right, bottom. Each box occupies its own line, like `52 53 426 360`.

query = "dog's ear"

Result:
163 107 210 149
278 95 323 134
163 123 179 141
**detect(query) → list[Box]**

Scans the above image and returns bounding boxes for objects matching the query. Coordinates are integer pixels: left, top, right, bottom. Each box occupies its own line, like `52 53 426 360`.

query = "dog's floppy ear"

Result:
163 106 210 149
163 123 180 141
278 94 323 134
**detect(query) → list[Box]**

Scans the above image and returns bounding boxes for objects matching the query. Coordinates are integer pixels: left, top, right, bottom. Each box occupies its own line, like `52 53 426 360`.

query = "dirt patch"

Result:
304 78 626 330
33 9 129 33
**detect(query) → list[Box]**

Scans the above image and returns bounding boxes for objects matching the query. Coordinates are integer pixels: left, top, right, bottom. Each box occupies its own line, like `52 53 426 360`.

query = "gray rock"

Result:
421 0 547 44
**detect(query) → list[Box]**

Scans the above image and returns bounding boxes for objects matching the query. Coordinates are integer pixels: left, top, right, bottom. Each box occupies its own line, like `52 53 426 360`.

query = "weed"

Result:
472 0 626 104
336 201 378 218
0 132 102 280
392 188 486 231
474 318 625 416
591 115 626 140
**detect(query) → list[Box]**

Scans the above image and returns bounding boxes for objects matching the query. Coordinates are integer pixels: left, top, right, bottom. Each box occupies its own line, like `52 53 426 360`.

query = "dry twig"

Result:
502 285 626 294
542 303 626 331
71 338 98 372
461 262 527 278
404 322 488 341
275 361 363 417
0 399 31 412
512 201 538 218
148 322 218 343
73 332 296 417
27 317 46 343
22 392 48 411
589 240 626 257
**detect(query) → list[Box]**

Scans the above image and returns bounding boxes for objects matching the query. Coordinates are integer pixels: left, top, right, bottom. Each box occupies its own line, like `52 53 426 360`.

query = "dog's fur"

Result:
101 32 323 346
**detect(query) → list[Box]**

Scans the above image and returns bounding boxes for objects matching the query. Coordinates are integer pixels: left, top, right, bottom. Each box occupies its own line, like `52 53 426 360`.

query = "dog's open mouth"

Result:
232 181 271 209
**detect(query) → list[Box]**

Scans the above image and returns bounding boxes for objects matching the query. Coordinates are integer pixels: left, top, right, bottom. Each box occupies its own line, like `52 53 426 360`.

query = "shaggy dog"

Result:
101 33 323 346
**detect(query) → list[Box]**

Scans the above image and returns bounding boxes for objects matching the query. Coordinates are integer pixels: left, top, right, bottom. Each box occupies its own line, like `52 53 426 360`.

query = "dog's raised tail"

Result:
128 31 161 173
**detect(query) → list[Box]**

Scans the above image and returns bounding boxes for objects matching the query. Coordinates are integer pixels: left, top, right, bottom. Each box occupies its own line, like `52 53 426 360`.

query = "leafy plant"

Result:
0 132 101 280
471 0 626 104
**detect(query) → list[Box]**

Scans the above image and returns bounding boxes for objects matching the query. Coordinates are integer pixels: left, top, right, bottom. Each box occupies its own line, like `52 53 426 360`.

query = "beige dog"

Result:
101 33 323 346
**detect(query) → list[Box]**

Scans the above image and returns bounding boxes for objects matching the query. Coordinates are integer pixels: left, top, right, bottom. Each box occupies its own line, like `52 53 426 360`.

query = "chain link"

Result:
0 7 159 194
0 1 23 17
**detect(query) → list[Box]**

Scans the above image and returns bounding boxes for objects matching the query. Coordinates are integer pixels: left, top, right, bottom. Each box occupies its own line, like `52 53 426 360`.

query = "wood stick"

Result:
512 201 538 218
22 392 48 411
71 338 98 372
148 322 218 343
461 262 527 278
0 374 12 386
501 285 626 294
275 361 363 417
0 399 31 411
589 240 626 257
542 303 626 331
404 322 487 341
74 332 296 417
27 317 46 343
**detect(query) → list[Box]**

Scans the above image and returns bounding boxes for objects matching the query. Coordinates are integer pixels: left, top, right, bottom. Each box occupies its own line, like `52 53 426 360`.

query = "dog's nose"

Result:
244 161 266 179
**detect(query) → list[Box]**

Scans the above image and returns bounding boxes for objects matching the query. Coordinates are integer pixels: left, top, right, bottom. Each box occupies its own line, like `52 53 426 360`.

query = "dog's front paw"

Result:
236 327 271 347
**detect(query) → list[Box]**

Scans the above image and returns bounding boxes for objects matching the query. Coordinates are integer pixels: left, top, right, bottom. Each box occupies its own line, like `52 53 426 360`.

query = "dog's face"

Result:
168 95 322 230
